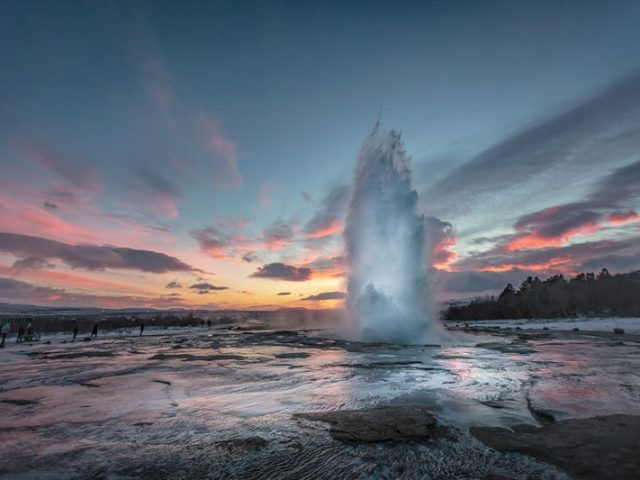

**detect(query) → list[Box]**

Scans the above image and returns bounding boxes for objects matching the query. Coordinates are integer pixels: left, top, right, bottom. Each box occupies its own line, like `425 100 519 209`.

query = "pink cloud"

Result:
607 211 640 225
506 222 600 252
504 205 602 252
302 218 343 239
0 262 146 294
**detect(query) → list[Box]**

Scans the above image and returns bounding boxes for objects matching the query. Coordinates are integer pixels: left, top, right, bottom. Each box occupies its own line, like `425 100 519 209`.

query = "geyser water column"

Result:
345 125 431 343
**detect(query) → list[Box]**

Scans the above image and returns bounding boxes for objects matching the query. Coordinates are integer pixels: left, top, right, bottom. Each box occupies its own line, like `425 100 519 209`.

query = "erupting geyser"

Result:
345 125 431 343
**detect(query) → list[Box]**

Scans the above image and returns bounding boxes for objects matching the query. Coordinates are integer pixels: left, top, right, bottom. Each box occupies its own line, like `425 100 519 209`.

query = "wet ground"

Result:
1 324 639 479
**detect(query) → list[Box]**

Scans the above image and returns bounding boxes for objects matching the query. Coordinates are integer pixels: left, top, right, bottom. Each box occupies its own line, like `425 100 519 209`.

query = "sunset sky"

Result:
2 0 640 309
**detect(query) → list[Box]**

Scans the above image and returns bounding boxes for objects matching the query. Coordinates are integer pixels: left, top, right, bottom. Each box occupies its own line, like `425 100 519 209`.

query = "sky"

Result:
1 0 640 310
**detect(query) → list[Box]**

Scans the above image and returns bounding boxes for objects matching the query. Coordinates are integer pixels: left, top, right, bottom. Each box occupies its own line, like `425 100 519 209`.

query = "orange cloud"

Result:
506 221 599 251
481 257 573 273
432 235 458 271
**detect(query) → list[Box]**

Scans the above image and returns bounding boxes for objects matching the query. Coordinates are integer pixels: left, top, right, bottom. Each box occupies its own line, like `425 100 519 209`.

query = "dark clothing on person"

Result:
72 324 79 341
17 325 25 343
1 323 8 347
140 323 144 336
26 324 34 341
91 324 98 338
207 320 211 327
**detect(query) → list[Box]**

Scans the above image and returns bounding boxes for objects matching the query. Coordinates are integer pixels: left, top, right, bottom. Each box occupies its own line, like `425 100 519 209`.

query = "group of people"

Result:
0 320 146 347
1 322 37 347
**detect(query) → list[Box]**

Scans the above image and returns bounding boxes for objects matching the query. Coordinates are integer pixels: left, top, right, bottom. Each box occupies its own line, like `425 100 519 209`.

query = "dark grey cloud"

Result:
250 263 312 281
302 184 350 237
165 281 182 289
277 291 291 296
11 256 55 271
423 73 640 216
162 292 182 299
0 277 81 303
189 282 228 294
591 158 640 206
580 253 640 273
435 269 530 296
242 251 258 263
514 204 600 238
0 232 194 273
302 291 346 301
43 201 58 210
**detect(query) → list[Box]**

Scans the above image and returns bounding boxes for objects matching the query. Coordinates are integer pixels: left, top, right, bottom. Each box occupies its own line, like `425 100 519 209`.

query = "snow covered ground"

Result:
0 325 638 479
448 316 640 333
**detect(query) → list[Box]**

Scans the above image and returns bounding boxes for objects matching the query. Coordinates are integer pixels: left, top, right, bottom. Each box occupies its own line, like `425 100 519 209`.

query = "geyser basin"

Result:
345 125 431 344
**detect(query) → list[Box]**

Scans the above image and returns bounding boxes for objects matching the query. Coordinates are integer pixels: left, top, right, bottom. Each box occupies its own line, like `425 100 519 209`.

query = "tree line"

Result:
443 269 640 321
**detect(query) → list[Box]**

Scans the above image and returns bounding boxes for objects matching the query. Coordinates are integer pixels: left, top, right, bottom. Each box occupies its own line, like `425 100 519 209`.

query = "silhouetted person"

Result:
91 324 98 338
207 320 211 328
200 320 205 327
72 322 79 342
17 324 25 343
1 322 9 347
139 322 144 336
26 323 34 342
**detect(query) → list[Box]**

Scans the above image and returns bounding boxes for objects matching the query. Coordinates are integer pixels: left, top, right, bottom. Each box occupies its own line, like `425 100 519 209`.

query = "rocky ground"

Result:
0 324 639 479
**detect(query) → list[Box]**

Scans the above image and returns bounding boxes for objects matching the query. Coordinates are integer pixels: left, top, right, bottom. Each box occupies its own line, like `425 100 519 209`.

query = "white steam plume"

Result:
345 125 433 344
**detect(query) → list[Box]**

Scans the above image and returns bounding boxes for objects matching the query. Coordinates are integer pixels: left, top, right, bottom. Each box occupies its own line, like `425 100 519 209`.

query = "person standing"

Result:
72 321 79 342
91 324 98 338
1 322 9 347
26 323 34 342
17 324 24 343
139 321 144 336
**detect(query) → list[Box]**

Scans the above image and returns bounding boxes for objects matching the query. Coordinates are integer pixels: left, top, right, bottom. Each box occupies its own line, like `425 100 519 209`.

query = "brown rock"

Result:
296 405 454 444
471 414 640 480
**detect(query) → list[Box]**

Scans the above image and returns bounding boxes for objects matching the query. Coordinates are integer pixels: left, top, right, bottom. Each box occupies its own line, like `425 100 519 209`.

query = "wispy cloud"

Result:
302 185 350 239
15 141 101 194
131 164 183 218
424 73 640 219
201 115 242 188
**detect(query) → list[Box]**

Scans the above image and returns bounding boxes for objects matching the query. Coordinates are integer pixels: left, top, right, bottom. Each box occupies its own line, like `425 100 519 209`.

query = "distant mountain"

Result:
0 303 185 316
